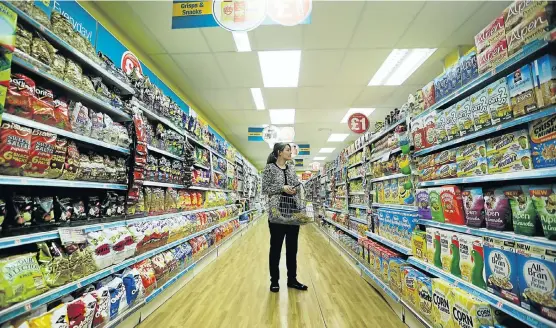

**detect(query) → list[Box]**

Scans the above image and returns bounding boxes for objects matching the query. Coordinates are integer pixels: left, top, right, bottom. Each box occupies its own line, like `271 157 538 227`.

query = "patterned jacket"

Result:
262 163 301 224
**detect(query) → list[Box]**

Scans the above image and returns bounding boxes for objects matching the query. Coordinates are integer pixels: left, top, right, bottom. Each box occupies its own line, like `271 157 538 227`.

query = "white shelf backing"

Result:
368 147 402 163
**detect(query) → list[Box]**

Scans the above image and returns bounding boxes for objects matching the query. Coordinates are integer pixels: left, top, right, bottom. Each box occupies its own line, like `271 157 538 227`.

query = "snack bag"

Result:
133 259 157 296
32 87 56 127
484 236 520 305
6 74 36 119
67 294 96 328
121 268 142 306
0 122 32 176
60 141 80 180
503 185 540 236
91 287 110 328
458 234 486 289
0 253 49 307
462 187 485 228
44 138 67 179
449 288 494 328
29 304 68 328
23 129 57 178
432 279 453 328
107 277 127 319
70 102 92 137
37 241 70 287
530 185 556 239
87 231 114 270
484 188 512 231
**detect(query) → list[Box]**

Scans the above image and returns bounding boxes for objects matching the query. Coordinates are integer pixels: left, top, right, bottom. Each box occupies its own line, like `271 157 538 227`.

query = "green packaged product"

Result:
0 252 48 307
504 185 541 236
530 185 556 240
429 188 445 223
38 241 70 287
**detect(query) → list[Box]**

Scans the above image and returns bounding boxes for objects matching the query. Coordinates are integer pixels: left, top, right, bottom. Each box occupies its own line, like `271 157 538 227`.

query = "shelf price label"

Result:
348 113 369 134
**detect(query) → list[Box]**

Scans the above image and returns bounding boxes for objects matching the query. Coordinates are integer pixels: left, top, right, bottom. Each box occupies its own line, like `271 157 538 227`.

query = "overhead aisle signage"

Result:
298 144 310 155
248 127 264 141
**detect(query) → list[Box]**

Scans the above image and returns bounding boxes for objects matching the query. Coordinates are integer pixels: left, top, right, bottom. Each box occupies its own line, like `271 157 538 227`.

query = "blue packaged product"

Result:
106 277 127 319
461 51 479 86
447 64 462 95
533 54 556 108
483 236 520 305
516 242 556 321
392 210 401 244
529 115 556 169
399 210 419 248
435 73 447 101
121 269 139 306
507 64 538 117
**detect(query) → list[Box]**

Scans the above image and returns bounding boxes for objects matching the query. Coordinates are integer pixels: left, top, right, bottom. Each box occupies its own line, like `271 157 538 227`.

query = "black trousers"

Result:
269 221 300 283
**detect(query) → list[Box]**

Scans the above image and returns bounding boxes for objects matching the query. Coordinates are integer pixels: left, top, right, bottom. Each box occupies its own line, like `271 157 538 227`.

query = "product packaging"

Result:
507 63 538 117
529 115 556 169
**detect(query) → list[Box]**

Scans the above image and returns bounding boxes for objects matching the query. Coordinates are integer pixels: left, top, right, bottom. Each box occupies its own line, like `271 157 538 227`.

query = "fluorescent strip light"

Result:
319 148 335 153
269 109 295 125
341 108 375 124
232 32 251 52
327 133 349 142
258 51 301 87
313 157 326 161
250 88 265 110
368 48 436 86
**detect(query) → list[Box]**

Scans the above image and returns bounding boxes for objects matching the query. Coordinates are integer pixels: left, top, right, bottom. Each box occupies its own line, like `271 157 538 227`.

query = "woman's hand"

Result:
283 185 297 195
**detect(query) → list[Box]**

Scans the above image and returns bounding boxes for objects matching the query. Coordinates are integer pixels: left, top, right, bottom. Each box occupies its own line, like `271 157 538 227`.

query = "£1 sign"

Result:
348 113 369 134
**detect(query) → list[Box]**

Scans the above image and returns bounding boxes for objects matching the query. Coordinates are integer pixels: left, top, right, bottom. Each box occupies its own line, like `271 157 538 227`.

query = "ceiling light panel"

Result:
232 32 251 52
269 109 295 125
250 88 265 110
368 48 436 86
341 108 375 123
319 148 335 153
258 51 301 87
327 133 349 142
313 157 326 161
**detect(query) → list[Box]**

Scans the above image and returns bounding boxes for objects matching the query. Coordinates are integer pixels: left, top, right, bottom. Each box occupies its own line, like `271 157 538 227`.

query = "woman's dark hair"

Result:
267 143 290 164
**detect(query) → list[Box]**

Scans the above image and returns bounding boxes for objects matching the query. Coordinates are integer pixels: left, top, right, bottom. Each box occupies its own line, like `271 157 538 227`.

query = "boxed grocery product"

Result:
423 111 438 148
434 73 448 102
461 51 479 86
426 227 437 264
388 258 407 295
487 77 513 125
0 122 32 176
507 63 538 117
434 149 456 166
381 249 400 282
486 129 530 156
411 230 427 261
477 39 508 74
449 288 494 328
411 116 426 151
470 88 492 130
516 241 556 320
529 115 556 169
445 106 460 141
462 187 485 228
376 181 385 204
507 6 554 56
504 185 541 236
435 110 448 144
439 230 453 273
487 148 532 174
484 236 520 304
369 244 383 274
420 166 436 181
440 185 466 225
458 234 486 289
484 188 513 231
402 267 423 309
455 97 475 136
417 154 436 171
456 157 488 178
422 81 436 109
530 185 556 239
533 54 556 108
429 188 445 223
416 188 432 220
475 15 506 54
417 275 433 319
432 278 453 328
456 140 487 162
435 162 457 180
503 0 554 32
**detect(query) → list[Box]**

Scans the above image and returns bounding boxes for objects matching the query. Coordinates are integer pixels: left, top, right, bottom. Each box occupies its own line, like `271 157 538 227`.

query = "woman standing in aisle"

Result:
262 143 308 293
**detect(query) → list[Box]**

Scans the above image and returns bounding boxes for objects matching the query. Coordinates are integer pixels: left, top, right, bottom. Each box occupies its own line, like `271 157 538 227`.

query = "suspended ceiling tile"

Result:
296 109 345 124
201 88 255 111
201 28 238 52
297 87 363 109
403 47 451 86
349 1 425 49
299 50 345 87
251 25 304 51
303 2 365 50
396 1 482 48
172 53 228 88
262 88 298 109
385 85 423 107
352 87 397 108
214 52 263 88
334 49 392 86
216 110 268 125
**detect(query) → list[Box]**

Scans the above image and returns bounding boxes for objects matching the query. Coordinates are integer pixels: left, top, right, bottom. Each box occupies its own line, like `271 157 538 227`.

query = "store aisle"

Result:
138 219 403 328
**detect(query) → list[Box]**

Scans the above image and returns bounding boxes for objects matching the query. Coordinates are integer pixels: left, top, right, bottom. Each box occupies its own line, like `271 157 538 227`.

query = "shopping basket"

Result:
272 184 315 225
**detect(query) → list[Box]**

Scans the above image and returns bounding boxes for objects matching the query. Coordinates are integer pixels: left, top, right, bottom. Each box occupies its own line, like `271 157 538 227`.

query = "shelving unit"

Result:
147 145 184 161
0 176 128 190
369 173 407 183
418 167 556 187
365 232 412 255
371 203 417 211
322 217 362 239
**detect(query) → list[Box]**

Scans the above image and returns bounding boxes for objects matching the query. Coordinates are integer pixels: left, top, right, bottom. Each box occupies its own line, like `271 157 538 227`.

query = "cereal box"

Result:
376 181 385 204
506 7 553 56
434 73 448 102
388 258 408 295
475 15 506 53
370 245 383 275
417 154 436 170
435 163 457 180
448 64 463 94
416 188 432 220
530 185 556 240
484 188 513 231
439 230 453 273
381 249 400 282
529 115 556 169
424 111 438 148
477 39 508 75
459 234 487 289
435 110 448 144
456 140 487 162
507 64 538 117
456 157 488 178
533 54 556 108
487 77 513 125
429 188 445 223
516 242 556 320
484 236 520 305
461 51 479 86
412 230 427 261
440 185 466 225
432 278 453 328
444 105 460 141
400 211 420 248
503 0 553 32
434 149 456 166
426 227 437 264
417 275 433 319
471 88 492 130
456 97 475 136
449 288 494 328
420 166 437 181
412 116 426 151
423 81 436 110
462 187 485 228
504 185 541 236
402 267 422 309
487 148 532 174
485 129 530 156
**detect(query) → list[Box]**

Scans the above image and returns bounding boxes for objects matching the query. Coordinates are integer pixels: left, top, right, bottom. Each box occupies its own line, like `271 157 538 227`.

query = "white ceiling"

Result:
91 0 510 169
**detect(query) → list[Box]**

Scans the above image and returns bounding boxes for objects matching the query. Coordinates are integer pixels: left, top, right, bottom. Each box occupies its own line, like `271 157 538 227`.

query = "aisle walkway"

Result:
139 219 403 328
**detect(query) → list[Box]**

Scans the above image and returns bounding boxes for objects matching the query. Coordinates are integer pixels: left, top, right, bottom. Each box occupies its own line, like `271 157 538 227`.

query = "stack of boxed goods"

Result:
376 208 419 249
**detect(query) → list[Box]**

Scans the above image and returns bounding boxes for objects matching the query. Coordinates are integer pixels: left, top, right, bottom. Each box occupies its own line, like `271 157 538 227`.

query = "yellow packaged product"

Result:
411 230 427 261
402 267 422 309
417 275 433 319
29 304 68 328
440 230 452 273
388 258 407 295
376 181 385 204
449 288 494 328
432 278 453 328
426 227 437 264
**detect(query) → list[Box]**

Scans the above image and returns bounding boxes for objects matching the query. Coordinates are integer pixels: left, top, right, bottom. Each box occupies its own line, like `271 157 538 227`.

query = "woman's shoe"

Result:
270 282 279 293
287 280 308 291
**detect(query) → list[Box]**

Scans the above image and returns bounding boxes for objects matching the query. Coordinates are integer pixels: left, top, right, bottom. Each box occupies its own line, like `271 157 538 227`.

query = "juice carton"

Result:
411 230 427 261
432 278 454 328
459 234 487 289
529 115 556 169
402 267 422 309
487 77 513 125
456 97 475 136
533 54 556 108
456 140 487 162
449 288 494 328
444 105 460 141
440 185 466 225
426 227 437 264
485 129 530 156
429 188 445 223
507 63 538 117
388 258 408 295
471 88 492 130
462 187 485 228
439 230 453 273
530 185 556 239
417 275 433 319
424 111 438 148
416 188 432 220
504 185 541 236
436 110 448 144
516 242 556 321
483 236 520 305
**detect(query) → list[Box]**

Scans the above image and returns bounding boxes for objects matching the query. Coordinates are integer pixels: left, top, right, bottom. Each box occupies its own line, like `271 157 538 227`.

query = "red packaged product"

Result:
440 185 466 225
422 81 435 109
53 97 72 131
196 192 202 208
6 74 36 119
474 14 506 53
133 259 157 296
0 122 32 175
32 86 56 126
477 38 508 74
423 111 438 148
23 129 57 177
